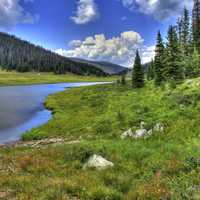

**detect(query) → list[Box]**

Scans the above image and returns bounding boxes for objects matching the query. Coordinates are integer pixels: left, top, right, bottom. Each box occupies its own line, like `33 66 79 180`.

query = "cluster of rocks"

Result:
0 138 80 149
121 122 164 139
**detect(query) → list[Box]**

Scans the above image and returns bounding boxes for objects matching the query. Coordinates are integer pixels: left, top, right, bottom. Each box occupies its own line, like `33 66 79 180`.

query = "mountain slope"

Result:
69 58 129 75
0 32 107 76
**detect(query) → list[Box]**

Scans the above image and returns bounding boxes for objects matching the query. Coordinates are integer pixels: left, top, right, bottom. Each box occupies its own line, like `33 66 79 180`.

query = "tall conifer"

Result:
165 26 183 81
132 50 144 88
154 31 165 85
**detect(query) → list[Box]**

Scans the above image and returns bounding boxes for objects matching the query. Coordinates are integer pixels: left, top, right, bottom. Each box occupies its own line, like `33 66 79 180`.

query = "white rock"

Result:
134 129 148 138
186 80 194 85
147 129 153 136
83 154 114 170
140 121 146 129
154 123 164 132
120 129 134 139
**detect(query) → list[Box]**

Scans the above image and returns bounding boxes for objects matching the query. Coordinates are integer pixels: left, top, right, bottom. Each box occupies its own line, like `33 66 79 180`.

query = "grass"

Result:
1 78 200 199
0 70 116 86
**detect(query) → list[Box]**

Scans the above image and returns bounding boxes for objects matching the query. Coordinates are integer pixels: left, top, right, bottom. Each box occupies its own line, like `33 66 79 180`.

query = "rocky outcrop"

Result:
120 129 134 139
153 123 164 132
121 122 164 139
134 129 148 138
83 154 114 170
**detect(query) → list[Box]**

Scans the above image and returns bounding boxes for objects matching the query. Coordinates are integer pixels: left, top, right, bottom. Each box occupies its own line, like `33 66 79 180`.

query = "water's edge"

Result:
0 82 111 145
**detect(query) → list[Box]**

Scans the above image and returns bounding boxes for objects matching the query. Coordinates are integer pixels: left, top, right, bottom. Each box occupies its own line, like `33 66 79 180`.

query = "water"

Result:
0 82 106 144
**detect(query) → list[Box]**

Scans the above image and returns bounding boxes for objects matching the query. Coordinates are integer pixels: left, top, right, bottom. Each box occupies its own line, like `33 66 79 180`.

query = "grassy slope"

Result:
1 79 200 199
0 70 115 86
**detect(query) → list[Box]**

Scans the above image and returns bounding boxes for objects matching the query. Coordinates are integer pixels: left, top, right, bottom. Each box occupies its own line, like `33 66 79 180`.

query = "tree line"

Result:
128 6 200 88
0 32 107 76
148 7 200 86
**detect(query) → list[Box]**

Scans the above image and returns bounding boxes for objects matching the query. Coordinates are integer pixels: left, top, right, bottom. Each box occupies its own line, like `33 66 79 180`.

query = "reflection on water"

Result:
0 82 105 144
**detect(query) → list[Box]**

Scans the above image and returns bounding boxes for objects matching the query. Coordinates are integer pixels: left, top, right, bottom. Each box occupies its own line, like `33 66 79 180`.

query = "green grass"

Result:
1 78 200 199
0 70 116 86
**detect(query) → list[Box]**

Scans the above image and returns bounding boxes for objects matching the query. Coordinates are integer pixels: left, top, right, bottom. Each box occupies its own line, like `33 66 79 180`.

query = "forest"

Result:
146 6 200 86
0 32 107 76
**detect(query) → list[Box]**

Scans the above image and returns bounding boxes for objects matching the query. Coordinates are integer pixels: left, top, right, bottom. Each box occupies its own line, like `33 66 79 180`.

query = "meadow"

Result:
1 78 200 199
0 70 115 86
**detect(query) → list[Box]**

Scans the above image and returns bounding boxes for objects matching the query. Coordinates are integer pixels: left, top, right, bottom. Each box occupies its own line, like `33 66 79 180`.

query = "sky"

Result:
0 0 194 67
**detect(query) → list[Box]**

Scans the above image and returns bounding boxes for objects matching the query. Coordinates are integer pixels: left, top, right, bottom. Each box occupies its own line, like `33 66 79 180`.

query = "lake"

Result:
0 82 105 144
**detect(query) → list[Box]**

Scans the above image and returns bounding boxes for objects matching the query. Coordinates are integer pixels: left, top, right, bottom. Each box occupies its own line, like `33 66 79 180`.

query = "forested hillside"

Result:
0 32 107 76
69 58 129 75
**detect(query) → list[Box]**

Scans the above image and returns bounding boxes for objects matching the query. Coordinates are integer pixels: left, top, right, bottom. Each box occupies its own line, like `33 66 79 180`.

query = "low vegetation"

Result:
1 78 200 199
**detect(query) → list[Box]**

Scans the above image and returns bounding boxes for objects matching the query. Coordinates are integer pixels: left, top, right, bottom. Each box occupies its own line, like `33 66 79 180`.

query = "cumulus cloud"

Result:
55 31 155 67
120 0 193 20
71 0 99 25
0 0 38 30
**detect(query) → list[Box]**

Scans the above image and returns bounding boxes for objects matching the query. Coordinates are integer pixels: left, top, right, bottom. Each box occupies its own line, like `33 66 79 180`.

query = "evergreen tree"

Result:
181 8 190 56
147 59 155 80
185 48 200 77
164 26 183 82
193 0 200 53
154 31 165 85
121 74 126 85
177 17 183 44
132 50 144 88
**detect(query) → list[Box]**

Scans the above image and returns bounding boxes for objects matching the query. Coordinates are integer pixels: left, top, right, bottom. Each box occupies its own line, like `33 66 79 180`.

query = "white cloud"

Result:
0 0 38 30
120 0 193 20
71 0 99 25
55 31 155 67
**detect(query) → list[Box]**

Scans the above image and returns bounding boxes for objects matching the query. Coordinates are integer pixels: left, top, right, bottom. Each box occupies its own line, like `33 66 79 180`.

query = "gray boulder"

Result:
120 128 134 139
154 123 164 132
140 121 146 129
134 129 148 138
83 154 114 170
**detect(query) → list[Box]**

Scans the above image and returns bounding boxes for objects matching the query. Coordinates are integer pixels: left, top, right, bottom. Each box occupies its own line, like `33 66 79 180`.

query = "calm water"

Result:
0 82 105 144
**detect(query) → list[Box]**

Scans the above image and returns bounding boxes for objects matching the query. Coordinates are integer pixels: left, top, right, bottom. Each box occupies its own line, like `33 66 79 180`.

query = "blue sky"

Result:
0 0 193 67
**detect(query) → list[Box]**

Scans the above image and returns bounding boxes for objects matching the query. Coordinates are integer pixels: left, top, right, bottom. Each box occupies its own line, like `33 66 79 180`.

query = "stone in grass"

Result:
83 154 114 170
154 123 164 132
120 128 134 139
140 121 146 129
133 129 148 138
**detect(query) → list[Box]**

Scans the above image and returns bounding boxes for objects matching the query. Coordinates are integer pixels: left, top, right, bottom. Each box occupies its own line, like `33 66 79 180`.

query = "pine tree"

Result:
147 59 155 80
181 8 190 56
121 74 126 85
193 0 200 53
132 50 144 88
154 31 165 85
185 47 200 77
165 26 183 81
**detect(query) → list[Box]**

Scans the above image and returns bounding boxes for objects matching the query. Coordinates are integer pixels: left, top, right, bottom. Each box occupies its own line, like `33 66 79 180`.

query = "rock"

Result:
134 129 148 138
83 154 114 170
147 129 153 136
120 129 134 139
186 80 194 85
154 123 164 132
140 121 146 129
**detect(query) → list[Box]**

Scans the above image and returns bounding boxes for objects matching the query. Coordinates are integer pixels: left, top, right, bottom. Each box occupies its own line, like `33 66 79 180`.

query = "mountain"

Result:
69 58 129 75
0 32 107 76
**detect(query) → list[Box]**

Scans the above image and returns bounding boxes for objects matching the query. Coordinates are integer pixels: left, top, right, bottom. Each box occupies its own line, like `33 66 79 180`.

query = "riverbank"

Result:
0 70 116 86
0 82 109 144
1 78 200 199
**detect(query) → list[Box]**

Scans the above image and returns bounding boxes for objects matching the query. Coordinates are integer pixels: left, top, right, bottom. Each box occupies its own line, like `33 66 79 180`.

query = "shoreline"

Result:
0 82 112 147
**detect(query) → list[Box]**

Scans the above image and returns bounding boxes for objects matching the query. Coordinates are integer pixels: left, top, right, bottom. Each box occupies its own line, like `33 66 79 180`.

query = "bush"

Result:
94 118 112 135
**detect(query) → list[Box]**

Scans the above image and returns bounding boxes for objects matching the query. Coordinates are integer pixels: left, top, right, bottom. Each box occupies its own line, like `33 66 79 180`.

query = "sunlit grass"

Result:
1 79 200 199
0 70 116 86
